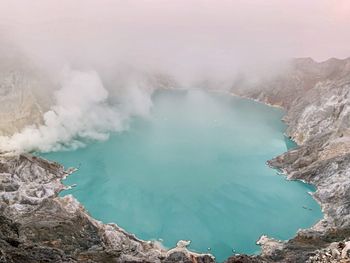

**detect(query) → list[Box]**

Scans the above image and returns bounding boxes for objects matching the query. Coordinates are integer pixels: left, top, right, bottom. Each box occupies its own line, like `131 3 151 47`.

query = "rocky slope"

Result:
0 153 214 263
227 57 350 262
0 51 53 136
0 57 349 263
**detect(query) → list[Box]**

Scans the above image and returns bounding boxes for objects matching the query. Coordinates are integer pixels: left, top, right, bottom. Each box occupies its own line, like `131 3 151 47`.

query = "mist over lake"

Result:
43 90 322 261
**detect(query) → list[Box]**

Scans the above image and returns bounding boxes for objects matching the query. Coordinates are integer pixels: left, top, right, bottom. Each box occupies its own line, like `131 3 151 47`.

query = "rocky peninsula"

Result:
0 57 350 262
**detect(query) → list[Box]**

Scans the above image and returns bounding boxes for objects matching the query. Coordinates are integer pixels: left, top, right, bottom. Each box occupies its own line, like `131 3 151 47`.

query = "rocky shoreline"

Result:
0 57 349 262
0 153 214 263
228 57 350 263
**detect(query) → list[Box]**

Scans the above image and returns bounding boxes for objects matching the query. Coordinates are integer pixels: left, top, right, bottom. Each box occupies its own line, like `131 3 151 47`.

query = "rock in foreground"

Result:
0 154 214 263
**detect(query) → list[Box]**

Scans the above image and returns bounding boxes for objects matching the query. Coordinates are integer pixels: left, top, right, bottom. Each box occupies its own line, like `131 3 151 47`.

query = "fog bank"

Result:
0 0 349 152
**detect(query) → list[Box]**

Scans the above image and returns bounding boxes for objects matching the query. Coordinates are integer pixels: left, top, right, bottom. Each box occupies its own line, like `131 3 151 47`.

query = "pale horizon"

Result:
0 0 349 71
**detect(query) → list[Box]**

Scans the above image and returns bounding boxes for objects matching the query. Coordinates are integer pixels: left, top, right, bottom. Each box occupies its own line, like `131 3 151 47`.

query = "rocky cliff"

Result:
0 57 350 263
0 52 52 136
227 57 350 262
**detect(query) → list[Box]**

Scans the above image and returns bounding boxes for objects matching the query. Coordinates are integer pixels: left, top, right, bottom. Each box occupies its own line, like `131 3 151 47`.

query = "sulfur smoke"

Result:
0 0 349 153
0 66 156 152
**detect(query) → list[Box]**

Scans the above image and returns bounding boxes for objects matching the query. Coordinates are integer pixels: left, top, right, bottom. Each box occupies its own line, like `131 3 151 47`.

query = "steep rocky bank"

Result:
228 57 350 262
0 57 349 262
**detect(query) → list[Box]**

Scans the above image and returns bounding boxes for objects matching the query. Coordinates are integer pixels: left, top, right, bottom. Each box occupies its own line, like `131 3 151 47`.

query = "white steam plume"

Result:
0 67 153 153
0 0 349 153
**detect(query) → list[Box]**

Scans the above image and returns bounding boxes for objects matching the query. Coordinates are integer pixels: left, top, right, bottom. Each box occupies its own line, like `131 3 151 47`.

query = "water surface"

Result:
42 90 322 261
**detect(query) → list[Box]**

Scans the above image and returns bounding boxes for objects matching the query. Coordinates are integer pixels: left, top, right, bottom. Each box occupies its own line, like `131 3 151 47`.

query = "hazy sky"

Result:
1 0 350 152
0 0 349 69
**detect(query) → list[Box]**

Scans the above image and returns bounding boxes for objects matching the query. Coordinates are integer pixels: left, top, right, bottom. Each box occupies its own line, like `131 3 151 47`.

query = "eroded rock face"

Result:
284 78 350 145
0 53 53 136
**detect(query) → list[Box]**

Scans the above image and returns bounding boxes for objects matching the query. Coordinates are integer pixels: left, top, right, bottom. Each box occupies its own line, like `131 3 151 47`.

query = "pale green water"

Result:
42 90 322 262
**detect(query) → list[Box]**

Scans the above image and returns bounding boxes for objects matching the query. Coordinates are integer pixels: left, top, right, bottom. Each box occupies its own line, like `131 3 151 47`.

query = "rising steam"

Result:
0 67 153 153
0 0 349 153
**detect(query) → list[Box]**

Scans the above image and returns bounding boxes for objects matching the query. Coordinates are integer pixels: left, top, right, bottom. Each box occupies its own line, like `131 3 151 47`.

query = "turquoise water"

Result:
42 90 322 262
